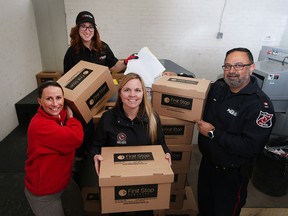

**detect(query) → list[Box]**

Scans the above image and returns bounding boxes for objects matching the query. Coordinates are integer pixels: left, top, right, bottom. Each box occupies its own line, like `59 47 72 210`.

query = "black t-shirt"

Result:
63 41 118 73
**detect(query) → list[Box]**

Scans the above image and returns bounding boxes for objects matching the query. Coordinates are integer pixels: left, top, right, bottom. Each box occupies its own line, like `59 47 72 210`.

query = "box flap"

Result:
58 60 114 100
152 76 211 99
99 145 174 186
160 115 194 125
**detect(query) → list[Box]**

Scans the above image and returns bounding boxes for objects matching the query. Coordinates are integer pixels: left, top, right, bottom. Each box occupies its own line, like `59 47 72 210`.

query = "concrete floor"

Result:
0 125 287 216
188 144 288 208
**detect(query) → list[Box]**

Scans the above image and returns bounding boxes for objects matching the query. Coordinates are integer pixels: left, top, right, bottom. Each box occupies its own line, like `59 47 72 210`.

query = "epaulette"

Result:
255 90 271 109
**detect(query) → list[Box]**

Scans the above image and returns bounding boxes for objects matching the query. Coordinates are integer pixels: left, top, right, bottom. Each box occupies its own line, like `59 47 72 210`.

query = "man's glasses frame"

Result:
222 63 252 71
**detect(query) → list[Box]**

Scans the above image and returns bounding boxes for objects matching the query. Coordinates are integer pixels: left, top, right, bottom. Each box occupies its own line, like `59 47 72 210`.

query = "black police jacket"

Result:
198 77 275 168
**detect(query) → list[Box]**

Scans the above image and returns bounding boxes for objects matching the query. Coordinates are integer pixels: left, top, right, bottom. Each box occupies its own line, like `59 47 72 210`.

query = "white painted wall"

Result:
64 0 288 80
32 0 68 71
1 0 288 141
0 0 67 141
0 0 42 141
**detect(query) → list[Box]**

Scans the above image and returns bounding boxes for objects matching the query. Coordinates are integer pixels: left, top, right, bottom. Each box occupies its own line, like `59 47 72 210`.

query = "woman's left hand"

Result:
165 153 172 166
94 154 103 175
66 106 73 119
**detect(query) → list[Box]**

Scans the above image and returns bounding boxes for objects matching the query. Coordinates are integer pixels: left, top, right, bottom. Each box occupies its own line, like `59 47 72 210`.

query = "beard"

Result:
224 72 250 89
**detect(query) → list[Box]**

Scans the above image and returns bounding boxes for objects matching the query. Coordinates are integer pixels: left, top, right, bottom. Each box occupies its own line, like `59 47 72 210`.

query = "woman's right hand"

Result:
93 154 103 175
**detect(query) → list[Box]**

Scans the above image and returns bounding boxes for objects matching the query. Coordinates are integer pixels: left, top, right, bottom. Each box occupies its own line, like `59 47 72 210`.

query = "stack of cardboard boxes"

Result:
152 75 211 215
158 115 194 212
57 61 211 215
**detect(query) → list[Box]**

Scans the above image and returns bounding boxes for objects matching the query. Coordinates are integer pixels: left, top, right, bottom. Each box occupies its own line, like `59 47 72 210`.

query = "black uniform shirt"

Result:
198 77 275 168
63 41 118 73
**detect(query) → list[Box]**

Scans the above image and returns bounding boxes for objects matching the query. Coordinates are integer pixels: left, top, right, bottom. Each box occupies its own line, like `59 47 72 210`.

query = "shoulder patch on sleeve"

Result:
256 111 273 128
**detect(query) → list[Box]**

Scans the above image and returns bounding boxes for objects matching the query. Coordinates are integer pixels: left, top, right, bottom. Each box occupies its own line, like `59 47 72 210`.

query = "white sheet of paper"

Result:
124 47 166 87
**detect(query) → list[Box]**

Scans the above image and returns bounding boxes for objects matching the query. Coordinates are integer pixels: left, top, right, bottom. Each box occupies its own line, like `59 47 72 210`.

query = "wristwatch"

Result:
208 128 215 139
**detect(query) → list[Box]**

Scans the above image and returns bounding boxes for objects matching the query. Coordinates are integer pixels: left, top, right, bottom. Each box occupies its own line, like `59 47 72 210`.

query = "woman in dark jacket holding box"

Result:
92 73 171 171
91 73 171 216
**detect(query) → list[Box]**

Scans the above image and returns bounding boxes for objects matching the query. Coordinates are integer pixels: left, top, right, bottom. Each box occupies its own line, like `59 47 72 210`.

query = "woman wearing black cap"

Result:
63 11 137 74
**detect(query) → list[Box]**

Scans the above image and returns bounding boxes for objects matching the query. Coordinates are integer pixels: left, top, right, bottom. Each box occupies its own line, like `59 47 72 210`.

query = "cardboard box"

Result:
93 102 116 125
112 72 125 84
152 76 211 122
57 61 117 123
182 186 198 212
169 145 193 169
170 188 186 209
36 71 62 86
154 186 198 216
81 186 101 215
171 167 188 190
160 115 194 145
99 145 174 213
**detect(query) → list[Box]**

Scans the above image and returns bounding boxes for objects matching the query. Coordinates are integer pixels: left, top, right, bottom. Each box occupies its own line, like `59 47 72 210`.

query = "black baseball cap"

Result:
76 11 96 25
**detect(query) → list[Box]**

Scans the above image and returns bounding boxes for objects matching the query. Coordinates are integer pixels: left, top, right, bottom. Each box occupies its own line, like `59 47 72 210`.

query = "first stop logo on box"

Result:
114 152 154 162
161 93 193 110
115 184 158 200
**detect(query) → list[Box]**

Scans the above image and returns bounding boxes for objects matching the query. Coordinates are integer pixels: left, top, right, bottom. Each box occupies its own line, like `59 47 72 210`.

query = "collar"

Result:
114 107 149 123
38 106 66 125
219 76 259 95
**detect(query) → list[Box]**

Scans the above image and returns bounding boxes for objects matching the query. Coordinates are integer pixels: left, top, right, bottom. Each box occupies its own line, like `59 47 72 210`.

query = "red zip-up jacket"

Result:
25 107 83 196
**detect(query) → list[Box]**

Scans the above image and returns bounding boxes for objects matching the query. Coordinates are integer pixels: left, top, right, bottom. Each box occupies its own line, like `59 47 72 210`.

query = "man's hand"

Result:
162 71 177 76
195 119 214 137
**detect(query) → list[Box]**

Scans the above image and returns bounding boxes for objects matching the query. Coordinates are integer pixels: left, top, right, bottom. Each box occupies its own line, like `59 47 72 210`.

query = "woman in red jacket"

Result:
24 81 84 216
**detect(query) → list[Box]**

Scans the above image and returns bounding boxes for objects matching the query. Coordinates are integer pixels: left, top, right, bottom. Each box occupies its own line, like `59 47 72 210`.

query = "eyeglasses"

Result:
222 63 252 71
79 25 94 32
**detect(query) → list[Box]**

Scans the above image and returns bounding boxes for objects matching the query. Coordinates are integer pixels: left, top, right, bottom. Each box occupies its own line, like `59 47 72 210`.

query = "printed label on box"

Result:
114 152 154 162
86 82 109 109
161 94 193 110
162 125 185 136
115 184 158 200
167 77 199 85
65 68 93 90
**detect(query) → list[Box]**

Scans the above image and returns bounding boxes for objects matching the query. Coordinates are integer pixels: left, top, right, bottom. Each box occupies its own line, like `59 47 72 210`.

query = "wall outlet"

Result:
217 32 223 39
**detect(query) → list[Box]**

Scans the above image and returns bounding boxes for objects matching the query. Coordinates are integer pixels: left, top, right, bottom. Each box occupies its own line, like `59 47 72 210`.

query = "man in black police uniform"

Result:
195 47 275 216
